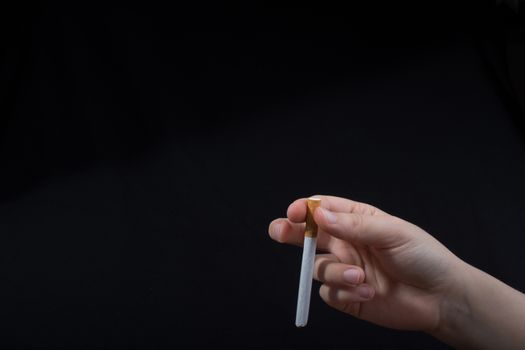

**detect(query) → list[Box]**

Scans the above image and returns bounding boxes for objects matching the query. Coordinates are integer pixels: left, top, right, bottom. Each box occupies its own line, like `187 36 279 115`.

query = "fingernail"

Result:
343 269 361 284
271 223 282 237
321 208 337 224
356 285 374 299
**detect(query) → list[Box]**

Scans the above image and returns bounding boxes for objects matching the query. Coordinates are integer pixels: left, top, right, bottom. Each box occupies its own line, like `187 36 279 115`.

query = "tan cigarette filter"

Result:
305 197 321 237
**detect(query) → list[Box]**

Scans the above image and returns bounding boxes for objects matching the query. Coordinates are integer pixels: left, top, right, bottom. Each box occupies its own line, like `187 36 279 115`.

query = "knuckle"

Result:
388 216 409 235
346 213 364 232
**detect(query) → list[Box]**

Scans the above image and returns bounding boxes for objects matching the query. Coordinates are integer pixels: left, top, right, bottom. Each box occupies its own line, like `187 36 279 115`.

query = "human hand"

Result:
268 195 465 332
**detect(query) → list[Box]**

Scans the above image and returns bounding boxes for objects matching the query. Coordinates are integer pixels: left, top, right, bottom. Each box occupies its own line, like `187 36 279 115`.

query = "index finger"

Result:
287 195 387 223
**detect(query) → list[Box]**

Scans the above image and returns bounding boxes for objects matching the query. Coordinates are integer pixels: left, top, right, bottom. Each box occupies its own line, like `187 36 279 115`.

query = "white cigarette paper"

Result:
295 235 317 327
295 197 321 327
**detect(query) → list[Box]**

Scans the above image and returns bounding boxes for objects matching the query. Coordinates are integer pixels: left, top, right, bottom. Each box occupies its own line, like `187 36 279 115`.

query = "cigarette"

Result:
295 196 321 327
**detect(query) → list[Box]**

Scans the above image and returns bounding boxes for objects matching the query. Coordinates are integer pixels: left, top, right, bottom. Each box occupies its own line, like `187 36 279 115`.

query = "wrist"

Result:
428 258 474 348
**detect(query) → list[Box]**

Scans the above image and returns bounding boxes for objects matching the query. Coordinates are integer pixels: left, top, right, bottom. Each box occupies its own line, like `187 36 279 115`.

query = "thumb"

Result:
314 207 411 248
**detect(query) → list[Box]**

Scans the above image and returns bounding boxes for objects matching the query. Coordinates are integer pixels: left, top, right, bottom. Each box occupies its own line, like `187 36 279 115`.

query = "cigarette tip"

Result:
295 321 307 328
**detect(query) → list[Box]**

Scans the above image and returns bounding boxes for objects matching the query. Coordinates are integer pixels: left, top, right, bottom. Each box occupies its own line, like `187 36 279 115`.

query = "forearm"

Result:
431 262 525 349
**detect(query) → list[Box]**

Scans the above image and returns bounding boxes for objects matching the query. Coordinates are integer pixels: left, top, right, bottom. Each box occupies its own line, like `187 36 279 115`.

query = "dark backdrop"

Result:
1 1 525 349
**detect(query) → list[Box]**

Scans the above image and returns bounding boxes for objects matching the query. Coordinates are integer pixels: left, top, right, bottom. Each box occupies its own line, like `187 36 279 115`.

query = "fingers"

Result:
319 283 375 304
314 254 373 315
314 254 365 285
270 194 393 250
268 218 303 245
287 195 386 223
286 199 308 223
268 218 331 251
314 207 410 248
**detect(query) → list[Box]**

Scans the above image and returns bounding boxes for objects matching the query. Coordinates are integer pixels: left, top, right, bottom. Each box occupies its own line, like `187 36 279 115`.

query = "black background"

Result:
1 1 525 349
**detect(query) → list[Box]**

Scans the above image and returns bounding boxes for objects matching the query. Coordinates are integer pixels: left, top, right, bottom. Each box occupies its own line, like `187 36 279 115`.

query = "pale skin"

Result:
268 195 525 349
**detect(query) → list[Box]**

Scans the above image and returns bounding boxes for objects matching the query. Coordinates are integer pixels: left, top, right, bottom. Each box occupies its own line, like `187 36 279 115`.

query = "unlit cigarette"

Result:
295 197 321 327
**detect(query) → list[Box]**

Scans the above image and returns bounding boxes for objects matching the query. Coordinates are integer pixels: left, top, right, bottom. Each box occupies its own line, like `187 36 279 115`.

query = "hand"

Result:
268 195 464 332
